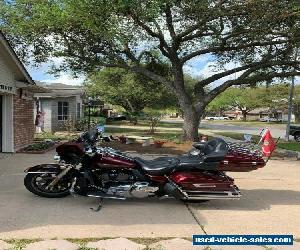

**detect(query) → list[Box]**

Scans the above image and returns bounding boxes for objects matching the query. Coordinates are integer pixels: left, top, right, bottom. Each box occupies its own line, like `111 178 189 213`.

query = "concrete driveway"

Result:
0 151 299 239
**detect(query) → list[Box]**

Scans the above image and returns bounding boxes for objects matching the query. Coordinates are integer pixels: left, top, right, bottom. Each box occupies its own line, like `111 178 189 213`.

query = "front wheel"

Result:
24 173 71 198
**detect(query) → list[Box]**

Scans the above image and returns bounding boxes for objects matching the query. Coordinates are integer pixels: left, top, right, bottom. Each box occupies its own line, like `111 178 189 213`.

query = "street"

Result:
200 121 286 139
162 119 289 139
0 150 299 239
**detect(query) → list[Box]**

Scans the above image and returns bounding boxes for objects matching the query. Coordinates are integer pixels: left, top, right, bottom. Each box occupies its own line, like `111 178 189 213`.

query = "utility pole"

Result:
88 97 92 131
285 50 298 141
285 75 295 141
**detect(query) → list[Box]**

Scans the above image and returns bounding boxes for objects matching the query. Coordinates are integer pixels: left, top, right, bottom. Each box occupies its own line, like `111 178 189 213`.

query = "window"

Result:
58 101 69 120
77 103 81 120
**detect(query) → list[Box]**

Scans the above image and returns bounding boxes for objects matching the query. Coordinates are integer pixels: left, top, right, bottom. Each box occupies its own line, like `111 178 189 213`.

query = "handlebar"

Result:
78 128 102 147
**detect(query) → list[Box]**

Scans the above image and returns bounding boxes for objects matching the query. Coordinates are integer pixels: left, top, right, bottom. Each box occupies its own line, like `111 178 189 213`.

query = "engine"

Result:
93 169 159 198
100 171 133 182
107 182 159 198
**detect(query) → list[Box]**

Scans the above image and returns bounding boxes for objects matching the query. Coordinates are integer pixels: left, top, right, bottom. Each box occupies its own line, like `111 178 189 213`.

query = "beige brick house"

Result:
0 31 44 152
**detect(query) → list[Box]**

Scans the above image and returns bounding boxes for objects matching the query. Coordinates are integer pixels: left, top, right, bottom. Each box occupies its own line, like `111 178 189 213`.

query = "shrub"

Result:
75 117 106 131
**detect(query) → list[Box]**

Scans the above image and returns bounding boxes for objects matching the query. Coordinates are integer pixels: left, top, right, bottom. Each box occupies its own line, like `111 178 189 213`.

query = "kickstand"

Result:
90 198 104 212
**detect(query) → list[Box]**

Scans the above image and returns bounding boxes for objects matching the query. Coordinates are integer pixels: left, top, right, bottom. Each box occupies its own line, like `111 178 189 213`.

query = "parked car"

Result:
205 116 230 121
106 115 127 122
290 125 300 142
260 117 283 122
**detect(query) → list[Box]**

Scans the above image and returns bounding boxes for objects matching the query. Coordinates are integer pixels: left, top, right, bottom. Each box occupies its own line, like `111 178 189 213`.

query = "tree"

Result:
208 87 265 121
85 67 176 119
206 91 233 116
229 88 265 121
1 0 299 140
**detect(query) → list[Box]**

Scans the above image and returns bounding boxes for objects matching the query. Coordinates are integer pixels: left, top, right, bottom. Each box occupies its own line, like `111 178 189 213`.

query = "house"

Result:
224 107 295 122
0 31 47 152
34 82 85 132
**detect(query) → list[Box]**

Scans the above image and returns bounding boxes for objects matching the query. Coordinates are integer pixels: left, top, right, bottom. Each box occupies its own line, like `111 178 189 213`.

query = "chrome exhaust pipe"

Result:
183 186 241 200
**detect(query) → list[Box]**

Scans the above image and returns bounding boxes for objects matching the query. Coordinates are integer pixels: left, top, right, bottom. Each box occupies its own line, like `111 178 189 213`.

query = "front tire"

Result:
24 173 71 198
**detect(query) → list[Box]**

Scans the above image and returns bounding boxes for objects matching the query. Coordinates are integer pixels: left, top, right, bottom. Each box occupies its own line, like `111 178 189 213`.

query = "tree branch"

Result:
197 60 300 87
130 65 175 91
181 39 293 63
165 5 176 40
129 13 170 57
202 70 300 106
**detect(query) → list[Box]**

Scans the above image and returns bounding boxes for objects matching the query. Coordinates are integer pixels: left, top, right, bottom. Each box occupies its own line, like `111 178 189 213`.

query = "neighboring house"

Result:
0 31 47 152
34 83 84 132
224 107 295 122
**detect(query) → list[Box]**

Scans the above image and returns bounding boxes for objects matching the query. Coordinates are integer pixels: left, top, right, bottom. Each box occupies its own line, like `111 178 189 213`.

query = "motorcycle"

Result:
24 127 266 210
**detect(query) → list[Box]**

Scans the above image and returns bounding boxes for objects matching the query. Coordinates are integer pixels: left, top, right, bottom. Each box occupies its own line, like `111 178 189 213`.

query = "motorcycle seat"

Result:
178 138 229 170
135 157 180 175
177 155 203 168
193 138 229 161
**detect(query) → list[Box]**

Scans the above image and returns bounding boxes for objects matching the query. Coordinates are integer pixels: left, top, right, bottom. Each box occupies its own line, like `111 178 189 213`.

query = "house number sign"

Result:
0 83 16 94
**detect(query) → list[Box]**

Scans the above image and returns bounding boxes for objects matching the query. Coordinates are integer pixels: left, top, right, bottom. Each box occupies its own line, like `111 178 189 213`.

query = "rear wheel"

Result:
24 173 71 198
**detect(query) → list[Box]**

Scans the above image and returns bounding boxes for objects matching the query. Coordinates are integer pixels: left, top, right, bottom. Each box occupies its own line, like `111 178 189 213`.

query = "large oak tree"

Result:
1 0 299 140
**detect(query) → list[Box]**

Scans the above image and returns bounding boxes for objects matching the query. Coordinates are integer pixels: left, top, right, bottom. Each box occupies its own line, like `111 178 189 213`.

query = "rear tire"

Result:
24 173 71 198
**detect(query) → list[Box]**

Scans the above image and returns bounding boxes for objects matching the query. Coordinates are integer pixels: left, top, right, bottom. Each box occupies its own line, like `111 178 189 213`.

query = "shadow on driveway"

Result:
189 188 300 211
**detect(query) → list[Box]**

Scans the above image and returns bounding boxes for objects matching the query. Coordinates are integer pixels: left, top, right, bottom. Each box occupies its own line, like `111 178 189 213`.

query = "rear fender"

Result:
24 164 62 174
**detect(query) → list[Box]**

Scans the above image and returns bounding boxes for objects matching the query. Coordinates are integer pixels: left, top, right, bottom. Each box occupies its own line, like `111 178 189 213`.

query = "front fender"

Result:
24 164 62 174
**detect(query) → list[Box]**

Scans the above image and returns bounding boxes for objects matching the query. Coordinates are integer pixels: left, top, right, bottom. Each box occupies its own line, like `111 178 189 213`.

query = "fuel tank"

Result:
93 154 136 169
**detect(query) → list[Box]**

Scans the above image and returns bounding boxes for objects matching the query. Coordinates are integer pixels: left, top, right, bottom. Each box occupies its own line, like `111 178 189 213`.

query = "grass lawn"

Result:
4 237 193 250
204 119 287 128
214 132 261 143
106 127 184 143
107 120 183 129
215 132 300 152
277 142 300 152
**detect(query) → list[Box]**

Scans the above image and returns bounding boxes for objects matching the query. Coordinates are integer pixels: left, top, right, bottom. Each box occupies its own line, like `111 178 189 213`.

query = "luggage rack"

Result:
227 142 263 157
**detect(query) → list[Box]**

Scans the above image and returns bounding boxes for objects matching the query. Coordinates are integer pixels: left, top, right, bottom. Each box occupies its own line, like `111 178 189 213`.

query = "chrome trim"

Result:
25 172 59 174
193 184 217 188
186 194 241 200
183 187 242 200
87 194 126 200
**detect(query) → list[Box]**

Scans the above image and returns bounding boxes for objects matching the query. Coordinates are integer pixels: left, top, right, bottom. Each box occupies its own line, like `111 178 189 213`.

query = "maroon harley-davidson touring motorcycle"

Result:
24 127 266 210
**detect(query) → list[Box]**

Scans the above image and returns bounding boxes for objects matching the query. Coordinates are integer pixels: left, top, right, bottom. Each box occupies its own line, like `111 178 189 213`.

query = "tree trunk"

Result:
182 108 201 141
242 111 247 121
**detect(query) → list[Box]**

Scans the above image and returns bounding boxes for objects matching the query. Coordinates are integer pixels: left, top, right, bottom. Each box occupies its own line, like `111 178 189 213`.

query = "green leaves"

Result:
208 84 300 116
85 66 176 114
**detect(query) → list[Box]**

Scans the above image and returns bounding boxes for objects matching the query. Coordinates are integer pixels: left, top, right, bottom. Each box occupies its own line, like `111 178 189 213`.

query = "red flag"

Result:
261 128 276 157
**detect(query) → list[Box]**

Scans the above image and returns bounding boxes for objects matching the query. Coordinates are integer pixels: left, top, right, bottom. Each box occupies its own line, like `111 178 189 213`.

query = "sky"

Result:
26 61 85 86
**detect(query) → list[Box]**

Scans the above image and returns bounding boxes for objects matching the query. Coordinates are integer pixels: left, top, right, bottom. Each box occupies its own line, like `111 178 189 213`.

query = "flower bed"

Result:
18 140 60 154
